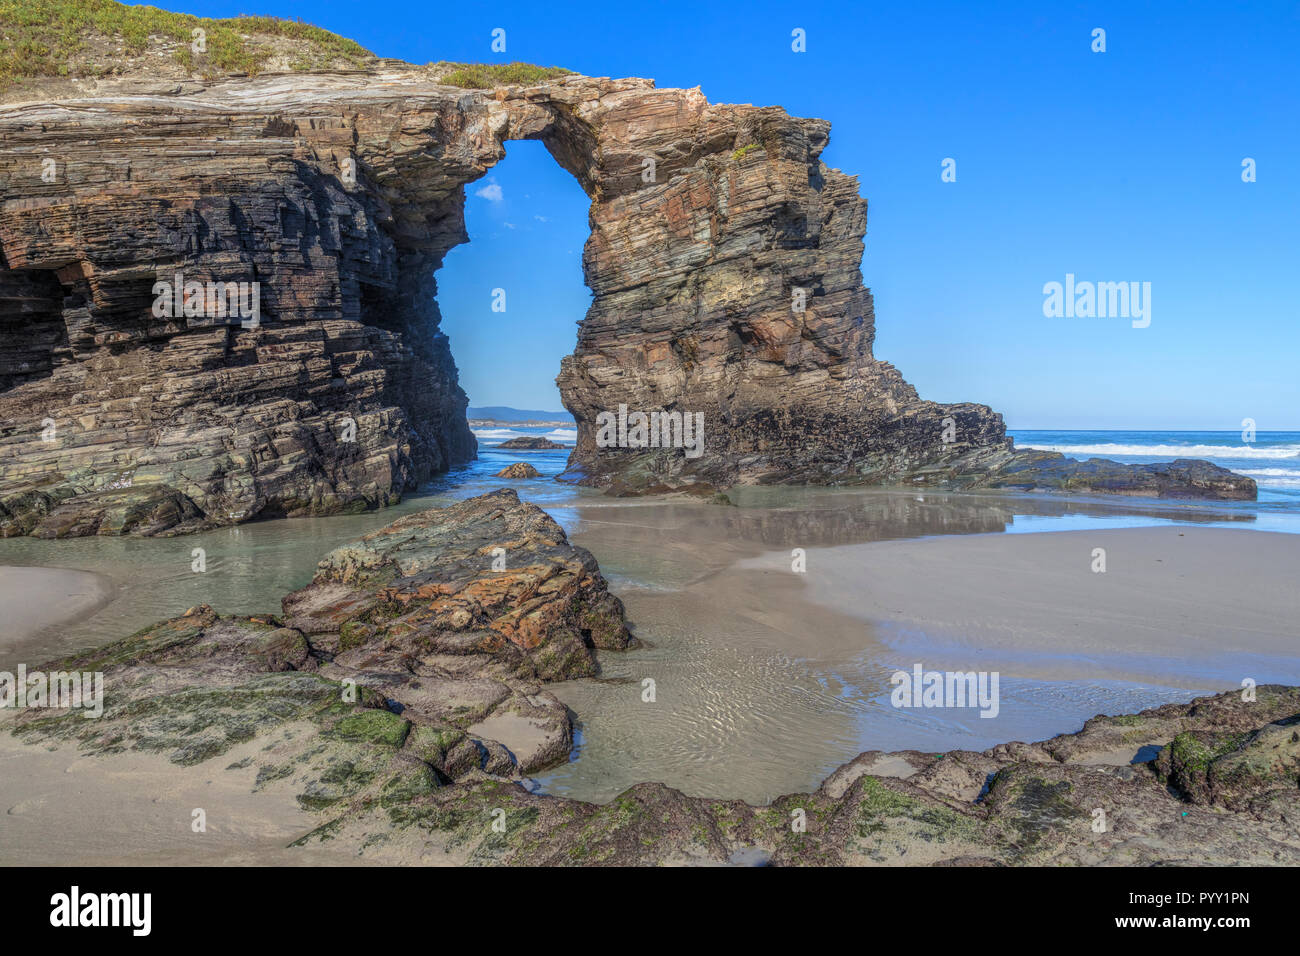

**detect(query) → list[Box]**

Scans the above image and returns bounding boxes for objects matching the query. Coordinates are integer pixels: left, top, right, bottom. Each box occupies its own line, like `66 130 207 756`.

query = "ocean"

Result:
467 425 578 446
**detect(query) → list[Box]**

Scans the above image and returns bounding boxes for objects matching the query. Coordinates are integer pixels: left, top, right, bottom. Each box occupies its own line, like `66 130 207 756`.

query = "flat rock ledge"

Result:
10 492 1296 865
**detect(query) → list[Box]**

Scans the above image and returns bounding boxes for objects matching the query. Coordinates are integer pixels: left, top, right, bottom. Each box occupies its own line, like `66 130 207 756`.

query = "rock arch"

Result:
0 70 1252 535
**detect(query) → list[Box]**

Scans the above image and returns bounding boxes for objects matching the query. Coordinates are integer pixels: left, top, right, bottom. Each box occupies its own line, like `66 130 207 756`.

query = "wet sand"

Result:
0 565 117 659
776 525 1300 686
0 717 368 866
536 512 1300 803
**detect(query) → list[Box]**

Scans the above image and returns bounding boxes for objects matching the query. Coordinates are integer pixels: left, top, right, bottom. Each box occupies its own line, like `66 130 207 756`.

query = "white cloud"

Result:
475 181 503 202
534 215 549 222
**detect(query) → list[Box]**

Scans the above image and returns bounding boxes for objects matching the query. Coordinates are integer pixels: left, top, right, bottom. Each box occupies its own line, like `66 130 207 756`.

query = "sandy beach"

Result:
0 566 117 654
743 526 1300 685
2 513 1299 863
537 515 1300 803
0 717 368 866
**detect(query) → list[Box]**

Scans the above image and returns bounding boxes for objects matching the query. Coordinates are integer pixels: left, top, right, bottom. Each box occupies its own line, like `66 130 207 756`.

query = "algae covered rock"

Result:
1157 718 1300 813
11 491 636 831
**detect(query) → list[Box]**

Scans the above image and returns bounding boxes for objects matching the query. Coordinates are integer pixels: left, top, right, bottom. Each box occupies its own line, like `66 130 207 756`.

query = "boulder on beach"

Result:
14 491 632 798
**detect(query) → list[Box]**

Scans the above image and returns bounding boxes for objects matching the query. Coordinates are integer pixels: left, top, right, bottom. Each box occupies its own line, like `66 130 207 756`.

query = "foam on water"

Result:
1017 441 1300 460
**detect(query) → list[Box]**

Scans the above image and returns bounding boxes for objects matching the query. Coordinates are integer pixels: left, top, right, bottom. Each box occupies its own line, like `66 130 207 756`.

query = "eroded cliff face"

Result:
0 68 1253 536
0 70 490 536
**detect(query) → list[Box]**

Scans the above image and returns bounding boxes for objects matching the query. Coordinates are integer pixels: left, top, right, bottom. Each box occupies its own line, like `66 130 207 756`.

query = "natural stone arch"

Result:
414 76 1008 489
0 69 1254 536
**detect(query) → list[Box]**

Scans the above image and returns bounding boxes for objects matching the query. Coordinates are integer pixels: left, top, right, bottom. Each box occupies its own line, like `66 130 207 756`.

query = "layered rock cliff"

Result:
0 63 1253 536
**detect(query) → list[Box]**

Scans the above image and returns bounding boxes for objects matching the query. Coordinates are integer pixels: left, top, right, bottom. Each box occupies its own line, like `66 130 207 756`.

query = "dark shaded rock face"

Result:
0 68 1253 536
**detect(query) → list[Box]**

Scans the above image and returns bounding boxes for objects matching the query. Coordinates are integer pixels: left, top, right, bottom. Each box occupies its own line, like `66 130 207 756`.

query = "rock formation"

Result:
16 490 630 782
282 489 631 679
496 437 566 451
0 62 1254 537
12 491 1296 865
495 462 540 478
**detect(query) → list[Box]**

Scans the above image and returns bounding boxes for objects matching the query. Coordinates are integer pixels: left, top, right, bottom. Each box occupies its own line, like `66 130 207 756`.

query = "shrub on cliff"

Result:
0 0 372 84
433 61 573 89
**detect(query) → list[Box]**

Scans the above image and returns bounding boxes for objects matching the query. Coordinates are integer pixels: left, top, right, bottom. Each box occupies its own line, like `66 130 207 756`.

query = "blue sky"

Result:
164 1 1299 427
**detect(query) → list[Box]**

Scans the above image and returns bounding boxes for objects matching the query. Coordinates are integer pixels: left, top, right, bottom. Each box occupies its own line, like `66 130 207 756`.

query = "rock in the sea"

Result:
0 59 1253 537
968 452 1258 501
497 437 567 451
495 462 541 478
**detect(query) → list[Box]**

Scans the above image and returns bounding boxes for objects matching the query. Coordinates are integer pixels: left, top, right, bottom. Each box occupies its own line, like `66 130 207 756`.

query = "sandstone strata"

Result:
11 492 1295 865
0 64 1253 538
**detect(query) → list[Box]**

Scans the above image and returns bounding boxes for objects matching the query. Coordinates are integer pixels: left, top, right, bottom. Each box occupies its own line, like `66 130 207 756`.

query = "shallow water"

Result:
0 437 586 669
532 495 1298 803
3 432 1298 805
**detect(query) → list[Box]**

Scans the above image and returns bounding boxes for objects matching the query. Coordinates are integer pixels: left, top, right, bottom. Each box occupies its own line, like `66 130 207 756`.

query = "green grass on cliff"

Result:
0 0 574 90
0 0 373 85
433 62 573 89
